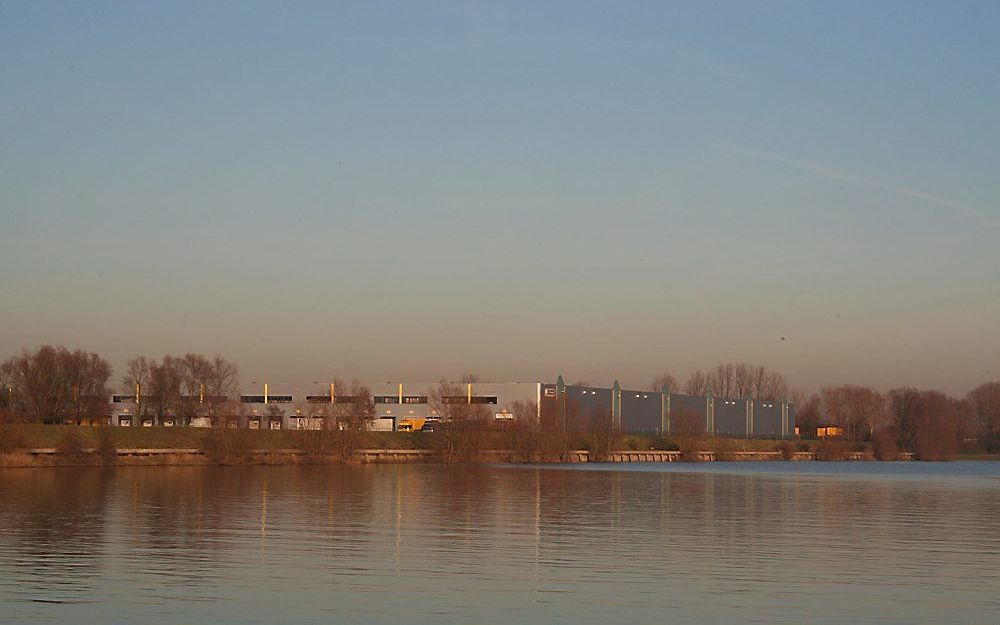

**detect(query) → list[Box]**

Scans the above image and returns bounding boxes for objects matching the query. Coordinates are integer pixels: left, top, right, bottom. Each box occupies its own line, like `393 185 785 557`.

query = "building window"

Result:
441 396 498 405
306 395 357 404
241 395 292 404
374 395 428 404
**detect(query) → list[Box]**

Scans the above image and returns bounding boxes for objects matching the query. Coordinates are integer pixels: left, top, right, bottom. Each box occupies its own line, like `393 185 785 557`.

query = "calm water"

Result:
1 462 998 624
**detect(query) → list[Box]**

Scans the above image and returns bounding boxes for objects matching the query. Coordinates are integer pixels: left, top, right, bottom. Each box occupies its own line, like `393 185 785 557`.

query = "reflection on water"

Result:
1 463 998 624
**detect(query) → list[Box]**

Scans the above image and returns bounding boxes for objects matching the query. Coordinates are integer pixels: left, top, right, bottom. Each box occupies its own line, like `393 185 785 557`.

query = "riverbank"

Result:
2 447 916 468
0 424 989 468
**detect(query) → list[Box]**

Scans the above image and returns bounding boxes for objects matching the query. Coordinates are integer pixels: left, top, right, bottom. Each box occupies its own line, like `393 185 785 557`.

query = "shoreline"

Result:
0 447 938 468
1 425 993 468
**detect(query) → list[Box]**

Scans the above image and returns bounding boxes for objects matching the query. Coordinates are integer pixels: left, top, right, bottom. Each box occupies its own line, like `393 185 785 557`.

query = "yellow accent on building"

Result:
264 383 269 405
817 426 845 438
399 383 403 405
467 383 472 404
330 382 335 403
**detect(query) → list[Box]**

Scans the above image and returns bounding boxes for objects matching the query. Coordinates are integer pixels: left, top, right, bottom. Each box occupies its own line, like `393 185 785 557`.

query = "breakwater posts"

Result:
349 449 916 463
354 449 432 463
21 448 915 463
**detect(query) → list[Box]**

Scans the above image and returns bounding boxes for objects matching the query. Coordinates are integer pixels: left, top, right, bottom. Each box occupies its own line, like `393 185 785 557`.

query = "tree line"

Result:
649 362 788 401
791 383 1000 458
2 346 998 455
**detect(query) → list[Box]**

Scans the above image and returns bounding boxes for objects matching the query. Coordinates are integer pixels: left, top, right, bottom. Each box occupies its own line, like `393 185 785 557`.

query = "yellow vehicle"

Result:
397 417 427 432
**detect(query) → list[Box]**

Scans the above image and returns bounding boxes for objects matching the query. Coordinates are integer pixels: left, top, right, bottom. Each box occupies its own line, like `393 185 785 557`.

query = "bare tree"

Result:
708 363 737 398
122 356 153 423
505 400 539 462
684 370 710 396
750 365 788 401
672 408 707 461
889 387 963 458
582 405 619 462
912 391 962 460
794 393 822 439
66 349 112 424
845 386 888 441
650 373 678 393
326 381 375 461
1 345 111 423
179 353 211 422
148 356 184 425
205 355 239 398
430 379 490 463
820 386 846 428
732 363 754 399
202 354 239 424
967 381 1000 452
0 366 12 424
1 346 71 422
888 387 922 451
538 392 573 462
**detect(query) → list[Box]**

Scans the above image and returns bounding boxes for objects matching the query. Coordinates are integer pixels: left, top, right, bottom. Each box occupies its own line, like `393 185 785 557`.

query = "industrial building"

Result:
540 378 794 439
109 377 794 438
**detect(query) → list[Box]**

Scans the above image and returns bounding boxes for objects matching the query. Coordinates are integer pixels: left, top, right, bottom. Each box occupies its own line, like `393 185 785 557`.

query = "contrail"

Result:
729 146 995 227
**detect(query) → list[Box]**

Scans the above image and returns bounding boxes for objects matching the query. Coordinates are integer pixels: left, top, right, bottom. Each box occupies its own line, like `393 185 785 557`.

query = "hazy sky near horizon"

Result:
2 1 998 395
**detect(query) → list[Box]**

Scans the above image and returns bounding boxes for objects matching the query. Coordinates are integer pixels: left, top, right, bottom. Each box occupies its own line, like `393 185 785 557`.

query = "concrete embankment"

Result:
1 447 915 467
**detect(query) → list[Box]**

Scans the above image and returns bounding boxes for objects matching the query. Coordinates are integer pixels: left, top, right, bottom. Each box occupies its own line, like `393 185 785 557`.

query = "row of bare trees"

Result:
121 354 240 424
677 362 788 400
648 363 787 401
793 382 1000 457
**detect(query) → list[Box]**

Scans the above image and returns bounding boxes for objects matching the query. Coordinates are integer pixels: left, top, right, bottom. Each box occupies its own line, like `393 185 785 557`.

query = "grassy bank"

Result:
0 424 430 451
955 453 1000 461
3 424 986 467
2 424 801 453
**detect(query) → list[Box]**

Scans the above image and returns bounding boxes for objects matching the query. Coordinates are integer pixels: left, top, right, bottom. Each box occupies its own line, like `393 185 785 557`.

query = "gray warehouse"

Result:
540 377 794 438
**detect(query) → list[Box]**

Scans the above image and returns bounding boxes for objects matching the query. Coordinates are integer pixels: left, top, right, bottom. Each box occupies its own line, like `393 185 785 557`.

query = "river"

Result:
1 462 998 624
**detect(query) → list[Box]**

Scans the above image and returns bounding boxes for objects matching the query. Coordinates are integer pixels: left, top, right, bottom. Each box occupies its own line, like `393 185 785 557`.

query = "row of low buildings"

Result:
108 378 797 439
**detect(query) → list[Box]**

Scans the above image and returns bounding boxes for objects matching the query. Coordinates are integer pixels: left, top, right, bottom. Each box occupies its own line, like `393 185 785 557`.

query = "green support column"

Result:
660 383 671 435
706 392 715 435
556 375 566 432
612 380 621 430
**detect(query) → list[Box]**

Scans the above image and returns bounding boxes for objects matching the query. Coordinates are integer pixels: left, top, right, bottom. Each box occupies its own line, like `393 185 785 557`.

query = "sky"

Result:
1 1 998 396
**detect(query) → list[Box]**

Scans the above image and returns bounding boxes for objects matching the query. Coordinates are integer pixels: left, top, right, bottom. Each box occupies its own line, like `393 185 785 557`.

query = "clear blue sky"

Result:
2 1 997 394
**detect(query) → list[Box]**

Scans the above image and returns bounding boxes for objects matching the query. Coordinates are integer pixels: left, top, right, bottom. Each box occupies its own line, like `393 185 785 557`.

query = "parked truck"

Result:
397 417 427 432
